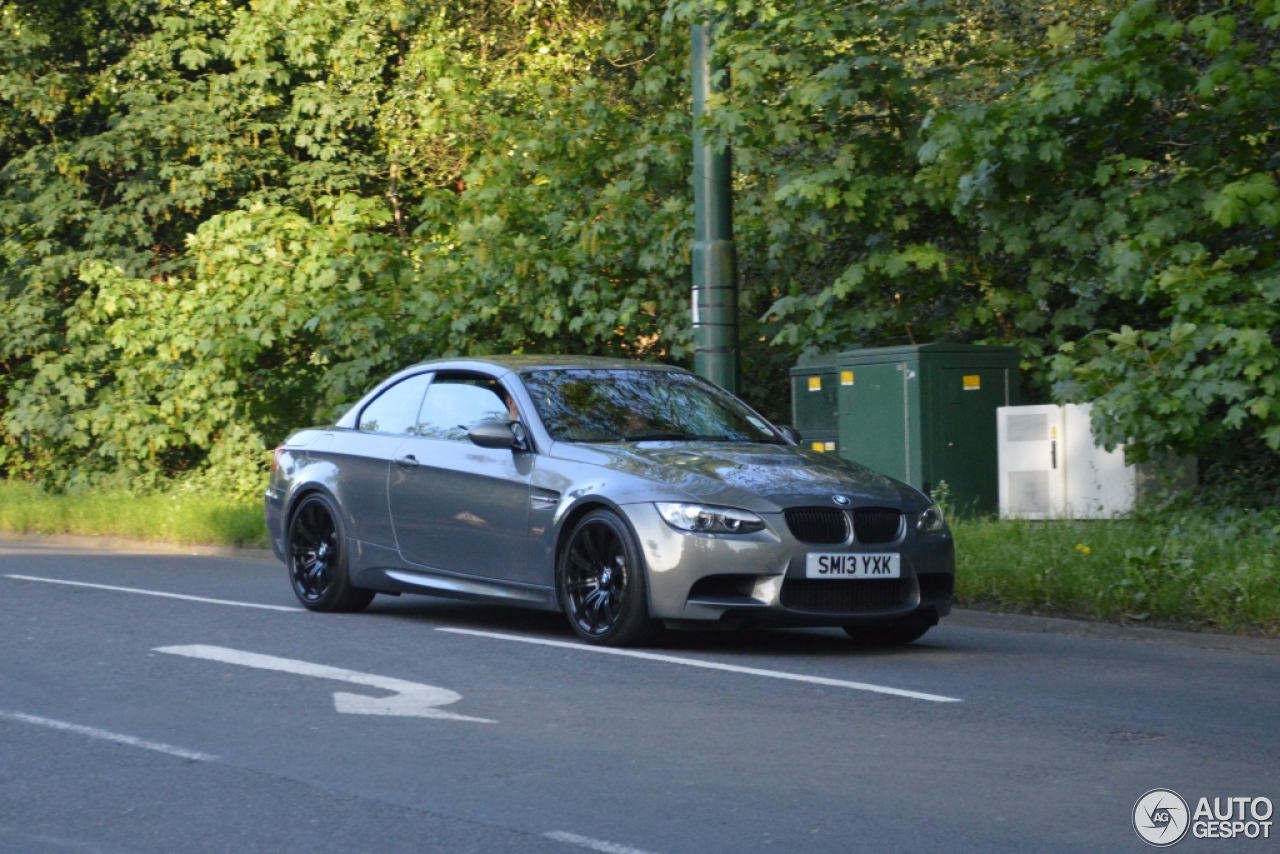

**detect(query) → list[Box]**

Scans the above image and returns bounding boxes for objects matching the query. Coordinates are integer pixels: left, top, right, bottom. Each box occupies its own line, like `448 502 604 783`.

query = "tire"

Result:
558 509 655 646
843 612 934 646
287 493 375 613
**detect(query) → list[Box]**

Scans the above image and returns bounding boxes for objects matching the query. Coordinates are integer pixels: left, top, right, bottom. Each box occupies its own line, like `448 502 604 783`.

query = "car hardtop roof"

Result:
416 355 689 374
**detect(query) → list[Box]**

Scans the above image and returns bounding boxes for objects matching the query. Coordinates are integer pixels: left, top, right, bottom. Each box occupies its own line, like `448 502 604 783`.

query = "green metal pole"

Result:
691 22 739 395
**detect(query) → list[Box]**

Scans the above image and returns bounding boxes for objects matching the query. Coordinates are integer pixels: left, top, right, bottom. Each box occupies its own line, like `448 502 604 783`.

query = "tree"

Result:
2 0 1275 496
921 0 1280 456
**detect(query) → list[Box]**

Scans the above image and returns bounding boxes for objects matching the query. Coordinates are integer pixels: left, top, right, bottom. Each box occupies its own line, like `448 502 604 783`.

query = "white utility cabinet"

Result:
997 403 1190 519
1061 403 1134 519
997 404 1068 518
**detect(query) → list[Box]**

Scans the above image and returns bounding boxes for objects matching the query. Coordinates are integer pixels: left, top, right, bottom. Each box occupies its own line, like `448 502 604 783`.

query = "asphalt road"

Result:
1 543 1277 854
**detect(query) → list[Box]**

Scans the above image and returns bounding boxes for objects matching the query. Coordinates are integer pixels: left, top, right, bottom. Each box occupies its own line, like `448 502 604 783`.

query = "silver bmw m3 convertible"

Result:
265 356 955 646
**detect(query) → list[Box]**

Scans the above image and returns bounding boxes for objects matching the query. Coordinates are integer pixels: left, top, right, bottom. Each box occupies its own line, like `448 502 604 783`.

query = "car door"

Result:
332 371 434 547
389 372 534 583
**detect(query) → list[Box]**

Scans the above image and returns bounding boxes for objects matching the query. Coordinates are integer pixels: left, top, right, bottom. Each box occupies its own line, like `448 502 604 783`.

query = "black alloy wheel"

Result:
287 494 375 612
559 509 653 646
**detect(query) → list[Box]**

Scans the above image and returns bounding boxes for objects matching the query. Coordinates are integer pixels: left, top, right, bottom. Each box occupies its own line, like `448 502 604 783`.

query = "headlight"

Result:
917 502 945 534
655 503 766 534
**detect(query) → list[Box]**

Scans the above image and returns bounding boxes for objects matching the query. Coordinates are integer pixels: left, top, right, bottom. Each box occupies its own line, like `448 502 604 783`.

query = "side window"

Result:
357 373 433 434
416 374 513 441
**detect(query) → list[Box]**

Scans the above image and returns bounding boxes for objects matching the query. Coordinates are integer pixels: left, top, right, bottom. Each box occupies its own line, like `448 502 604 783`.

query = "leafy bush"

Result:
920 0 1280 458
1 0 1277 498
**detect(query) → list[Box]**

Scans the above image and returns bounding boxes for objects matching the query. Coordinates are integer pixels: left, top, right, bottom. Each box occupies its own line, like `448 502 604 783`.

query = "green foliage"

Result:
1 0 416 489
398 2 696 362
0 0 1276 495
0 0 701 492
921 0 1280 458
671 0 1128 370
672 0 963 357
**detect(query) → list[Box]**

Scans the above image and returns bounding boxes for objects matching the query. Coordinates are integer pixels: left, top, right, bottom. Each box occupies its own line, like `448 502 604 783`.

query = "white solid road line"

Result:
544 830 662 854
438 628 962 703
155 644 495 722
0 710 216 761
4 574 302 612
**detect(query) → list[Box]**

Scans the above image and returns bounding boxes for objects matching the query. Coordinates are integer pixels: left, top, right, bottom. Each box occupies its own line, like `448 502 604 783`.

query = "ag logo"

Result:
1134 789 1190 847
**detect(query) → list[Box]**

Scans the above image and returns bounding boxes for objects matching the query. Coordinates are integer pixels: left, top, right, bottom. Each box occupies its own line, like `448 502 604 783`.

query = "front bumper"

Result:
620 502 955 627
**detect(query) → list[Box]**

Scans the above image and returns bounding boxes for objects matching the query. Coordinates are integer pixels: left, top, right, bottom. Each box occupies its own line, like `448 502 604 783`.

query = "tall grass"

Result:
0 481 268 547
953 509 1280 635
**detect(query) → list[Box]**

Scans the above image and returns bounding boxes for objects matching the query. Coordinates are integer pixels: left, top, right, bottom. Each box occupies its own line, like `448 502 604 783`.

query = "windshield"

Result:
521 369 781 444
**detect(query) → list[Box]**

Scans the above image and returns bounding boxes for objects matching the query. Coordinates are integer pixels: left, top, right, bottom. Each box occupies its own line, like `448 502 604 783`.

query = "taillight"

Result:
271 445 285 472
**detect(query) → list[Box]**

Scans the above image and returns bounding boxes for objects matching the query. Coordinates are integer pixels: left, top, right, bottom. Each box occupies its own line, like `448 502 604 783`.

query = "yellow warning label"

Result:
962 374 981 391
808 376 821 392
840 370 854 386
811 441 826 452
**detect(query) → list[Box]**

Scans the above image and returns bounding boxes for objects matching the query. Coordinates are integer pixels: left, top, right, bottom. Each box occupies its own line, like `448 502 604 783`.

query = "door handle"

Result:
1050 440 1057 470
394 454 421 469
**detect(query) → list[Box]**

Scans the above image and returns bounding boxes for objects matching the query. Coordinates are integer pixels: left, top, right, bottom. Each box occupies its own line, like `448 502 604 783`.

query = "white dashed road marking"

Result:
0 710 216 761
4 574 302 612
544 830 663 854
438 627 962 703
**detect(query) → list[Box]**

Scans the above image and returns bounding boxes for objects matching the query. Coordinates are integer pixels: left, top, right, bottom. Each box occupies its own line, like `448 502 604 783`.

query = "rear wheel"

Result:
558 509 654 646
287 493 375 613
843 611 934 646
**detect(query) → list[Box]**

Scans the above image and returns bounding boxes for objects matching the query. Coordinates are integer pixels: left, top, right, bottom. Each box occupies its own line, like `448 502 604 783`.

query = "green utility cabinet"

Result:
789 357 843 457
803 431 841 456
836 343 1020 514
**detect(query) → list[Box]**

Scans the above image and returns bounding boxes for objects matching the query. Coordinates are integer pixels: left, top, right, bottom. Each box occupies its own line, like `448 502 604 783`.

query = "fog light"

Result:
751 575 783 604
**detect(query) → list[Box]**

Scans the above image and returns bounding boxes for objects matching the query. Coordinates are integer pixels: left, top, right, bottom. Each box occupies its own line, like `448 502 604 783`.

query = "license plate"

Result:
805 553 900 579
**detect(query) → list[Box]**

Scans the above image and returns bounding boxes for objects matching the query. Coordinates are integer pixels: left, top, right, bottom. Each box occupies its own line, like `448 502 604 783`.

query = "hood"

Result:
559 441 911 510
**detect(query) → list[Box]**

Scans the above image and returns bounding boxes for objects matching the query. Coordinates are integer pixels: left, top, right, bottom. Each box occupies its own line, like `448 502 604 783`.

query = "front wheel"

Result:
287 493 375 613
558 509 655 646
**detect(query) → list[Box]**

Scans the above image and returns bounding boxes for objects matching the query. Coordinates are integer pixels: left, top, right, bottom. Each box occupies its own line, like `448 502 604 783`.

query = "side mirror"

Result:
468 420 519 450
777 425 802 445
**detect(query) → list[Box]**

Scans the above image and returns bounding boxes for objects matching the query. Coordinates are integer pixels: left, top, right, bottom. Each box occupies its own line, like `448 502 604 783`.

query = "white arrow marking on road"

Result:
154 645 494 722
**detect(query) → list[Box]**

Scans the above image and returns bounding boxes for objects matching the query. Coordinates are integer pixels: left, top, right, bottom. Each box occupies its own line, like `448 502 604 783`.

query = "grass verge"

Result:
0 481 268 548
953 510 1280 636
